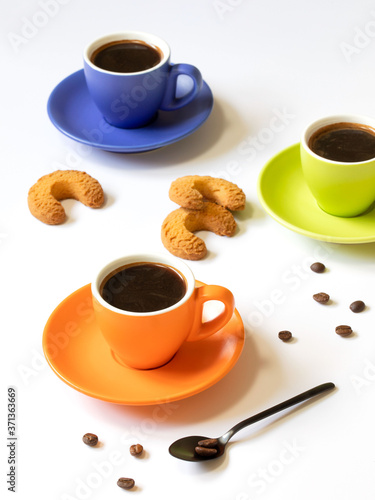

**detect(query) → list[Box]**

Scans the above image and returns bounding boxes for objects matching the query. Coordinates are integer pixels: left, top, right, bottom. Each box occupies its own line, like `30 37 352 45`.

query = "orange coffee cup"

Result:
91 253 235 369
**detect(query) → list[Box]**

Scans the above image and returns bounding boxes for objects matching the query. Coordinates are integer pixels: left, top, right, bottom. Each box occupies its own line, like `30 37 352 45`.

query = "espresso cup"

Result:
83 32 203 128
91 253 235 369
300 115 375 217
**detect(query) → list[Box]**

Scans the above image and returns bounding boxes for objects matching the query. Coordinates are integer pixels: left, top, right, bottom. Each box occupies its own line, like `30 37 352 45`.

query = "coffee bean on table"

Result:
117 478 135 490
82 433 98 446
278 330 292 342
313 292 330 304
195 446 218 457
350 300 365 313
335 325 353 337
130 444 143 456
310 262 326 273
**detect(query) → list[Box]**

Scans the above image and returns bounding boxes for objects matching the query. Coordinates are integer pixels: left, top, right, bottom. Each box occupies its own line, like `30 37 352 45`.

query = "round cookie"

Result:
28 170 104 224
161 202 236 260
169 175 246 211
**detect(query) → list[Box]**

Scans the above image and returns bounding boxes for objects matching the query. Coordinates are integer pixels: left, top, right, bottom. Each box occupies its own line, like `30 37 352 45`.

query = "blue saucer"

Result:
47 70 214 153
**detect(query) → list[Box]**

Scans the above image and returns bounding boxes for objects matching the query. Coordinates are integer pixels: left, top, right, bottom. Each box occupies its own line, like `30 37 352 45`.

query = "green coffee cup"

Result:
300 115 375 217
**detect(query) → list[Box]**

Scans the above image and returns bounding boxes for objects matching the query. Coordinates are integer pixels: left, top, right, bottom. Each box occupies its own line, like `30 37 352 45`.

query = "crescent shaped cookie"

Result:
28 170 104 225
169 175 246 211
161 202 236 260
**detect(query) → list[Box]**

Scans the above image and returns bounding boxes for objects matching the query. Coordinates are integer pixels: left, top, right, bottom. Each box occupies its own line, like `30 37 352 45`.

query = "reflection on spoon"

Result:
169 382 335 462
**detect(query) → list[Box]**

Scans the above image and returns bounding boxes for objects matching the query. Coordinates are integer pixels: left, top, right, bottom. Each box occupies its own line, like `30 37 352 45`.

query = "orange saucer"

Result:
42 283 245 405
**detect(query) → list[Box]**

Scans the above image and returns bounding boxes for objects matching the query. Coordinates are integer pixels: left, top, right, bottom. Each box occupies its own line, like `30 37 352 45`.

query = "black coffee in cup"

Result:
91 40 162 73
100 262 186 313
308 122 375 162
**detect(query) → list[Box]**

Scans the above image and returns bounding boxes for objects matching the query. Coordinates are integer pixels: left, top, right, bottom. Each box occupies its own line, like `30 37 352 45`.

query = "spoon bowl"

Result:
169 382 335 462
168 435 225 461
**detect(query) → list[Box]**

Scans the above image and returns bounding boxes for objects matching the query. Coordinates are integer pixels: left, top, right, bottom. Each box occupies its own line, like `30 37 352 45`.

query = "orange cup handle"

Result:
186 285 235 342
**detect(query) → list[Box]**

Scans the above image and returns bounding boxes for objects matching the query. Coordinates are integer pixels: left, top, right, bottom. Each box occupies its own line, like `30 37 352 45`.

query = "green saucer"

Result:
257 143 375 244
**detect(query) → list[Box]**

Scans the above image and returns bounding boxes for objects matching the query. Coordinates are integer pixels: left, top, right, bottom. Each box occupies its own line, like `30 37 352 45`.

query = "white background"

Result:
2 0 375 499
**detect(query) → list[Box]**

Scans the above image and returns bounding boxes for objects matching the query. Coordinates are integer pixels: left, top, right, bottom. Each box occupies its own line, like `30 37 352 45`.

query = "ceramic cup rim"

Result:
301 114 375 166
83 31 170 76
91 253 196 317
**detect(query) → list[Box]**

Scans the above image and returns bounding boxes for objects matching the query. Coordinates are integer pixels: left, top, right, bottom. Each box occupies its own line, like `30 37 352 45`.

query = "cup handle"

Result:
186 285 235 342
159 63 203 111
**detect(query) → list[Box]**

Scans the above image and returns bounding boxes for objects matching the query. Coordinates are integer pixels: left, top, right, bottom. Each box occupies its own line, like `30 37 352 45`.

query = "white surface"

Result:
2 0 375 499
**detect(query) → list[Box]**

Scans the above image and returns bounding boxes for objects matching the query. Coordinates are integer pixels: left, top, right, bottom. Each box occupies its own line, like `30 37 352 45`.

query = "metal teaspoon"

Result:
168 382 335 461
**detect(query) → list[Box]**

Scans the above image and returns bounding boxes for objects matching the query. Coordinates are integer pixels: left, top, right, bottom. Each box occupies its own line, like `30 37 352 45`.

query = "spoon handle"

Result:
222 382 335 443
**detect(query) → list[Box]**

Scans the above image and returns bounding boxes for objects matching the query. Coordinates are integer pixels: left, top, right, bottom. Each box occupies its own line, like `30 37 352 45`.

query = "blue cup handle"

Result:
159 63 203 111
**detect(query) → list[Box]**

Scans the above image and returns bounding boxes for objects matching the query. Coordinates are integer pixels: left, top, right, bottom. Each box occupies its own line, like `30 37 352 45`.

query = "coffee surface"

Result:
100 263 186 313
308 122 375 162
91 40 162 73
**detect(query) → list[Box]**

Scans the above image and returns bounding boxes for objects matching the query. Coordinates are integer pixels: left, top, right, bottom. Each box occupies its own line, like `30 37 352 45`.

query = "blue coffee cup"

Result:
83 32 203 128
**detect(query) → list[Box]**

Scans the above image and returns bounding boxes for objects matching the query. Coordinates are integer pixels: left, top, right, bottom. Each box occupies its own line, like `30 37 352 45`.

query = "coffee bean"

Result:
335 325 353 337
313 292 330 304
197 438 218 448
117 478 135 490
82 433 98 447
195 446 218 457
310 262 325 273
278 330 292 342
130 444 143 456
350 300 365 313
